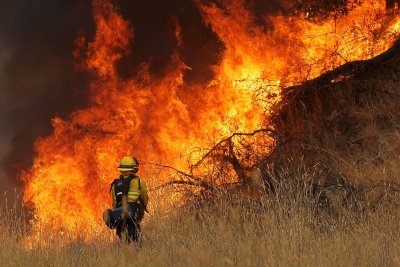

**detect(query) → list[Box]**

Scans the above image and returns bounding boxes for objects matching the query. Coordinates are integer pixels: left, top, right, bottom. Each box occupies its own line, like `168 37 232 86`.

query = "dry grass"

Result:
1 166 400 267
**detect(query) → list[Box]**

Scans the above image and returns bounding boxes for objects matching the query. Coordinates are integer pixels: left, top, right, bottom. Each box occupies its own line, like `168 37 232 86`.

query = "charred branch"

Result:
141 161 214 190
150 180 208 192
190 128 277 170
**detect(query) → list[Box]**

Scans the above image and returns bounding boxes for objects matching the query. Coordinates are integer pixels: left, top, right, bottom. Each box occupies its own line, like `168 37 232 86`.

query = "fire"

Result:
20 0 400 243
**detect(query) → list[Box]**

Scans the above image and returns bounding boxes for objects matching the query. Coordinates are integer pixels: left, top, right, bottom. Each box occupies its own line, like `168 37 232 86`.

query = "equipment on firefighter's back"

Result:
111 174 148 212
113 175 135 207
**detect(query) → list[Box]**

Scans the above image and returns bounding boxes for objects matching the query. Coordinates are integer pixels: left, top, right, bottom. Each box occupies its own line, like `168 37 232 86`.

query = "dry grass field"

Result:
1 163 400 267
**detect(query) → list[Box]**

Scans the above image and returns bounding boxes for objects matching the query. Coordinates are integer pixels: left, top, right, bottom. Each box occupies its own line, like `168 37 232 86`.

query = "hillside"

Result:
271 39 400 184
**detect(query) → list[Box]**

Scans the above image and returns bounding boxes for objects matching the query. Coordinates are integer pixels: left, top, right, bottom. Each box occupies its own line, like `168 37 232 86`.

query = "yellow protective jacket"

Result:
111 175 149 209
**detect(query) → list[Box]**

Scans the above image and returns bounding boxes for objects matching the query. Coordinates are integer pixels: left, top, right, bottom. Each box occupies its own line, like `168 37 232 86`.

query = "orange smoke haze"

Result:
20 0 400 242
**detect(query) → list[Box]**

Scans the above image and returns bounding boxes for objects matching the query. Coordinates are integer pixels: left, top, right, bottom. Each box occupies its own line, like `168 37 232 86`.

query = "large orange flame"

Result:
21 0 400 243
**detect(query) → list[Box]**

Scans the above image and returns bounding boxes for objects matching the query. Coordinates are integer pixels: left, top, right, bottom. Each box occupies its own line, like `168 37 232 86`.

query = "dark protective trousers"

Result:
116 202 144 242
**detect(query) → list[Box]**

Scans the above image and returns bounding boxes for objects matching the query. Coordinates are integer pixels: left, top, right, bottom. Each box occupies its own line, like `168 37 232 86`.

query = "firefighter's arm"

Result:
111 185 116 209
140 179 149 209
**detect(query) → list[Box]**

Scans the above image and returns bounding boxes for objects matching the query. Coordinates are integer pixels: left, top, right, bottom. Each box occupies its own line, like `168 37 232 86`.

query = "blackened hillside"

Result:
272 39 400 182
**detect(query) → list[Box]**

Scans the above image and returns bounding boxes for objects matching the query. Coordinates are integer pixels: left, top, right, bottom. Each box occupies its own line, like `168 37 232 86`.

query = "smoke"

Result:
0 41 15 199
0 0 93 199
114 0 224 84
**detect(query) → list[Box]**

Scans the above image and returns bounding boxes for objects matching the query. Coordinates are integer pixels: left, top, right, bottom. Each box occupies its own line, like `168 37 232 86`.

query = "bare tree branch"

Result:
150 180 208 192
190 128 277 170
140 161 213 190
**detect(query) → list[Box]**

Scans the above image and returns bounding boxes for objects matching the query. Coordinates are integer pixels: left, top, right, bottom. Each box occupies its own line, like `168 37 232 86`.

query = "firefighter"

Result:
104 156 149 242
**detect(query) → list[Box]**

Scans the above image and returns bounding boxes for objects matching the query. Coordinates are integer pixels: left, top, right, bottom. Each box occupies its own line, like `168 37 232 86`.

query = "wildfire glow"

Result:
20 0 400 243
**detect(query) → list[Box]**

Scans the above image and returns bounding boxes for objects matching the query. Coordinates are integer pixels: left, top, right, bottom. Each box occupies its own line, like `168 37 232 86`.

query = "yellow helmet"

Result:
118 156 139 172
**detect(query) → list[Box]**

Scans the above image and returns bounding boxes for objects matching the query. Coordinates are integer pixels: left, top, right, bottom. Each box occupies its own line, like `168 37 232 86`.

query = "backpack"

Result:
110 174 141 207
